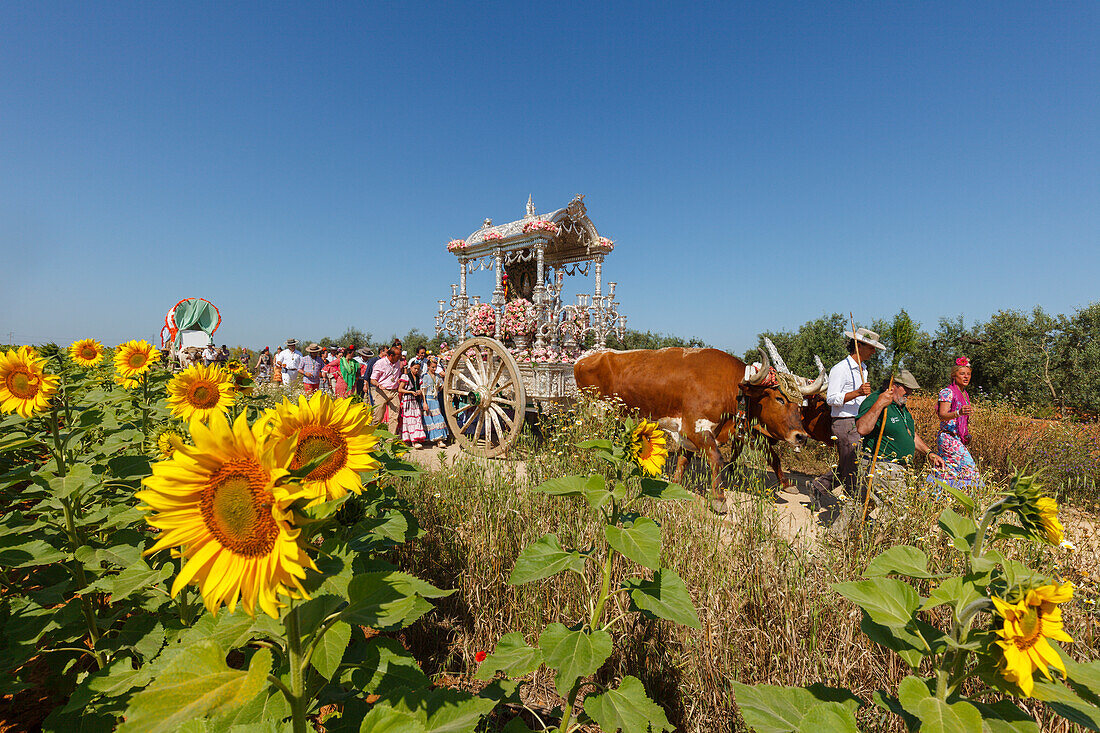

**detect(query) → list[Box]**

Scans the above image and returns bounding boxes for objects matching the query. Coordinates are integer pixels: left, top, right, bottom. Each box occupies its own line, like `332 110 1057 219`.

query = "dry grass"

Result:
387 395 1100 731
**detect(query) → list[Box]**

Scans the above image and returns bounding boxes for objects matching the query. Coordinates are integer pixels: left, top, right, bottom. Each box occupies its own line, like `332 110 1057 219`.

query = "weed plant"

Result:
391 395 1100 731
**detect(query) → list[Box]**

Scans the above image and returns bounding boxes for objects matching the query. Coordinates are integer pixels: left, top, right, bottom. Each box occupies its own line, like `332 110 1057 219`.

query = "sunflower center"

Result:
6 368 38 399
127 352 147 368
292 426 348 481
200 459 279 557
1013 608 1043 650
187 381 220 409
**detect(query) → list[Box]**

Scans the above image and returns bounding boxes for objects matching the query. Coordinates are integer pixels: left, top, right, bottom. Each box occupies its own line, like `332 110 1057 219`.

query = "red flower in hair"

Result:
474 651 487 663
956 356 970 367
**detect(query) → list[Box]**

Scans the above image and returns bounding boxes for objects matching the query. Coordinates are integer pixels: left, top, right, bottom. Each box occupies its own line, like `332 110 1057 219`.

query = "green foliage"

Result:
606 328 707 351
734 469 1100 732
475 424 695 732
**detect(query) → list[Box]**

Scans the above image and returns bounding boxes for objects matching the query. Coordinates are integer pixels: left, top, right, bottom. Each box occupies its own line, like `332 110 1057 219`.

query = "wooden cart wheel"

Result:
442 337 526 458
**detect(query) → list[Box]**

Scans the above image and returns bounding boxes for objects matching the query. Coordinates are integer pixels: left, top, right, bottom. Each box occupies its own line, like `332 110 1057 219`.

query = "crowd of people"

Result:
256 338 452 448
813 327 981 529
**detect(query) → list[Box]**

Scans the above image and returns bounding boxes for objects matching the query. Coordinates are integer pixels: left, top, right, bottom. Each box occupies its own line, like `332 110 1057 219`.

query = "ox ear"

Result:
744 348 770 385
798 360 827 395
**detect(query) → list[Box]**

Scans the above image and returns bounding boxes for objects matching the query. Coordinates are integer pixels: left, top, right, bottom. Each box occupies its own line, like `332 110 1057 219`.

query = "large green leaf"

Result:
938 507 977 553
535 475 590 497
969 699 1039 733
351 637 430 695
914 697 982 733
731 682 861 733
358 705 427 733
473 632 543 681
382 688 497 733
896 675 933 714
920 576 986 619
537 623 612 695
87 559 172 602
343 572 449 630
605 517 661 570
1030 678 1100 731
638 478 694 502
622 569 701 629
796 702 859 733
310 620 351 681
119 642 271 733
863 546 934 579
833 579 920 628
508 534 587 585
582 675 672 732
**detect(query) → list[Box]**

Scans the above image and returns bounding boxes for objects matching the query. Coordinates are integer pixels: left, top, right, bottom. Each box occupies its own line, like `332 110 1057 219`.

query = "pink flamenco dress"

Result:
933 383 982 490
398 373 427 445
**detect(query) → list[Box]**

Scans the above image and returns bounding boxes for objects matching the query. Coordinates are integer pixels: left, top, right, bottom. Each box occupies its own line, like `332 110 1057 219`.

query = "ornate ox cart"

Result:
435 195 626 457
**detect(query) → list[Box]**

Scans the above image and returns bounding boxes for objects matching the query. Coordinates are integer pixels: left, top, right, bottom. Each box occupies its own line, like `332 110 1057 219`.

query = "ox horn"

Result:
746 348 771 384
799 359 827 395
763 337 791 374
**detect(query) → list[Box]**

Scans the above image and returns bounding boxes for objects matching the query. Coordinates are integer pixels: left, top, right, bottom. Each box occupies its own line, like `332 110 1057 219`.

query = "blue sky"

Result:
2 2 1097 353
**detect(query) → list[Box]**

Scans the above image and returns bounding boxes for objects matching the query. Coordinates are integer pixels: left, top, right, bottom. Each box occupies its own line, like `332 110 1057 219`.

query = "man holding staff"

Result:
812 327 884 501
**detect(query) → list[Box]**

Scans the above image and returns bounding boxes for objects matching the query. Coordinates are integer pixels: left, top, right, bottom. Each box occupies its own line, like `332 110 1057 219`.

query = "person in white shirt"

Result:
275 340 302 386
202 345 217 366
811 327 885 501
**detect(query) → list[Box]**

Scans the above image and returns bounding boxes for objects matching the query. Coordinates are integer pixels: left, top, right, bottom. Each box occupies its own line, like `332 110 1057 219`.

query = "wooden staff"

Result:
861 372 894 524
850 313 863 385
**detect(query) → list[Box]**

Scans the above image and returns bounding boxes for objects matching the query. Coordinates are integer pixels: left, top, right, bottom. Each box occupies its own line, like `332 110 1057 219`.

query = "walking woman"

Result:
256 347 273 382
420 356 449 446
336 347 361 399
398 362 428 447
935 356 981 488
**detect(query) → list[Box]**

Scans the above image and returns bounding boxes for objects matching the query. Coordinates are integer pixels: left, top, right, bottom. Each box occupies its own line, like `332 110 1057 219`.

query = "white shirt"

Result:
826 355 869 419
276 348 301 372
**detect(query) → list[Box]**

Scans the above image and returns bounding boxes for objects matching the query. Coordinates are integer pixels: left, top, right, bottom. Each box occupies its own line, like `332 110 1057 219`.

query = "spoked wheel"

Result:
442 337 526 458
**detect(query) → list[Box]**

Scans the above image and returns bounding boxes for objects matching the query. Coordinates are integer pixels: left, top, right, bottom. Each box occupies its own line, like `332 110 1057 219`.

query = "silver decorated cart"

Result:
435 195 626 457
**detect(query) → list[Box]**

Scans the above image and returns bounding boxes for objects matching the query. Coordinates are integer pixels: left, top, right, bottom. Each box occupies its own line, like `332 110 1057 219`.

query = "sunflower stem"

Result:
140 373 150 438
285 603 309 733
49 405 67 478
61 498 107 670
971 497 1007 565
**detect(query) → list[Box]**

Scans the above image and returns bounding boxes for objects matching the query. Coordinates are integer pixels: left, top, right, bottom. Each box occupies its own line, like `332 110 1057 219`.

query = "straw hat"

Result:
843 327 886 350
285 339 298 348
306 343 322 354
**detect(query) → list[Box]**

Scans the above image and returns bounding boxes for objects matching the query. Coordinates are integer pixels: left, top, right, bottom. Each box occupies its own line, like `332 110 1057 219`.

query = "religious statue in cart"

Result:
435 195 627 457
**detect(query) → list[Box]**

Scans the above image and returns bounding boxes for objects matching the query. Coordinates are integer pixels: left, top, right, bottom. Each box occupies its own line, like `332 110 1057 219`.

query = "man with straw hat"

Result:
811 327 886 502
275 339 301 387
298 343 325 394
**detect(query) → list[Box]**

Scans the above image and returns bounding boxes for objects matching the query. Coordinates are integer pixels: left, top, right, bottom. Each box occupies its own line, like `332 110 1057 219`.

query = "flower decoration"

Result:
114 340 160 380
522 220 559 236
264 393 381 505
166 364 236 422
447 239 467 252
595 236 614 251
956 356 971 367
466 304 496 336
0 345 60 418
991 582 1074 696
502 299 536 338
482 231 503 242
68 339 105 367
137 411 316 618
226 360 255 394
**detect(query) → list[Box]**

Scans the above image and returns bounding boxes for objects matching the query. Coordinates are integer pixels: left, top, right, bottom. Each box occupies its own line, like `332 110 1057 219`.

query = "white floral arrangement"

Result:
594 236 614 251
522 219 559 236
482 231 503 243
466 304 496 336
446 239 467 252
502 299 536 338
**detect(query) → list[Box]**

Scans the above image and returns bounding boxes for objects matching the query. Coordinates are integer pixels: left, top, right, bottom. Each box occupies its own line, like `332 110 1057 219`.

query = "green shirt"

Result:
857 390 917 463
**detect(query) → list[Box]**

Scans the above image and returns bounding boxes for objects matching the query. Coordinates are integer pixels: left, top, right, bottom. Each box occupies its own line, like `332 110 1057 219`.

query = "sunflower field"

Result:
2 341 1099 732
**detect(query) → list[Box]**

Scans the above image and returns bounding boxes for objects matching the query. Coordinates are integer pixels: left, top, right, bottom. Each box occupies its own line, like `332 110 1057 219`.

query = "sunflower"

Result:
1035 497 1064 545
68 339 105 367
0 346 60 418
114 339 160 379
628 419 668 476
166 364 236 422
992 581 1074 696
265 393 381 505
115 374 141 390
148 423 189 460
136 411 316 618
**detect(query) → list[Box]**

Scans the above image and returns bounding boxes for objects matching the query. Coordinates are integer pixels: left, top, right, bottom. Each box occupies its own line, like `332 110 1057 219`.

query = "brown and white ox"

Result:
573 347 823 512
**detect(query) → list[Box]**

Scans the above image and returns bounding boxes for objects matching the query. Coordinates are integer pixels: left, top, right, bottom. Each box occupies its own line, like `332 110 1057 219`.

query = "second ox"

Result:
573 347 823 512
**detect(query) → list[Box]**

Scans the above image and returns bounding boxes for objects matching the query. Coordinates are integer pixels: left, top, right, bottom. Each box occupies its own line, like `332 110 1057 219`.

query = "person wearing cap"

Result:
298 344 325 394
275 340 302 387
355 347 374 398
363 348 382 406
855 369 945 500
811 328 885 501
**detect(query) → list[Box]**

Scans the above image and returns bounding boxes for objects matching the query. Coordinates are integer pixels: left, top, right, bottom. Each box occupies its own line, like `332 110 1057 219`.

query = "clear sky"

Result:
2 2 1097 353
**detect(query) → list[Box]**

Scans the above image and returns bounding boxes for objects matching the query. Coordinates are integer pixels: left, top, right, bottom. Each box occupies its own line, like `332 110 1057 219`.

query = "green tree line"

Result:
745 302 1100 418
